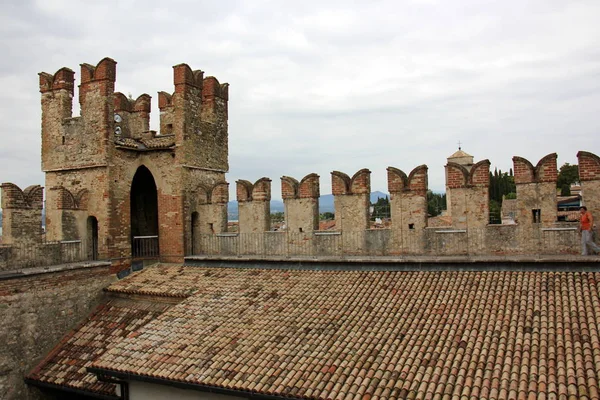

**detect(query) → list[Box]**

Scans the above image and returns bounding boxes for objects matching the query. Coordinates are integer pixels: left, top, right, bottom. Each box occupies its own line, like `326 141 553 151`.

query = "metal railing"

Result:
193 225 583 258
132 235 159 258
0 239 93 272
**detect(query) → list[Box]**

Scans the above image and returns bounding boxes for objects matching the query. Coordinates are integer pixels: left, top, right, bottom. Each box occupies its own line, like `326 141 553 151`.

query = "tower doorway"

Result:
130 166 159 257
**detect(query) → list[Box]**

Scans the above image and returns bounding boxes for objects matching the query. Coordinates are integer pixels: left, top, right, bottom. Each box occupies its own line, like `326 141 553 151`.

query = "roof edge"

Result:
24 378 120 400
88 366 300 400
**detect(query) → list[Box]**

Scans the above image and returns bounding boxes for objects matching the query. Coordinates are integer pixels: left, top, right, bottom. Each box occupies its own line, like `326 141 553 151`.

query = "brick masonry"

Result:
26 57 230 264
0 264 115 399
236 178 272 234
281 174 320 233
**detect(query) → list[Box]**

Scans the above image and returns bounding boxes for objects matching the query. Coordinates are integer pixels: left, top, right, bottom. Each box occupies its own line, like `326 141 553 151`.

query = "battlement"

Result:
513 153 558 184
281 174 320 199
387 165 428 194
236 178 272 202
39 57 229 171
80 57 117 84
38 68 75 94
1 183 44 244
445 159 490 189
331 169 371 195
577 151 600 181
0 183 43 210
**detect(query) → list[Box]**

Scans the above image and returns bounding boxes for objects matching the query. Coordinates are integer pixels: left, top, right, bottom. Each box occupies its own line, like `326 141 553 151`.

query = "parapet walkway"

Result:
186 254 600 272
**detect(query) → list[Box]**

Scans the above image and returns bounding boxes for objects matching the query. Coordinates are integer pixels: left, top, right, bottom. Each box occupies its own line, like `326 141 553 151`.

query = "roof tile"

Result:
81 266 600 399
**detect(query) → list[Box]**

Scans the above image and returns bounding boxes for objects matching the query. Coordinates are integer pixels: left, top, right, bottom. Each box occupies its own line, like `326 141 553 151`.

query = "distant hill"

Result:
227 191 389 220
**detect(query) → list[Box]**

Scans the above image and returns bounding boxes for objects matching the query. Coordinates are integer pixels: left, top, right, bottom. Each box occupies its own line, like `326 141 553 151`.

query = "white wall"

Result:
128 380 247 400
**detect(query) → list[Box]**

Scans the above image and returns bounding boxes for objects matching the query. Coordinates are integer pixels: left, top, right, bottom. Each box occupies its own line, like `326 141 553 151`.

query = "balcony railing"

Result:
0 239 93 272
192 226 583 258
132 235 159 258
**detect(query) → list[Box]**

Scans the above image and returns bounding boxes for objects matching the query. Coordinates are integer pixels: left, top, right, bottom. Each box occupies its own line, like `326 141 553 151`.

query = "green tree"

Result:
489 169 516 204
270 212 285 222
556 163 579 196
427 191 446 217
371 196 390 220
320 212 335 220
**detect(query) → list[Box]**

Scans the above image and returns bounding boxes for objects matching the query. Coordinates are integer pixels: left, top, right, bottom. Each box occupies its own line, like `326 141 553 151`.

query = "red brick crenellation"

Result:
445 164 468 189
331 172 351 196
252 178 272 202
281 174 320 199
387 167 408 193
281 176 298 199
577 151 600 181
513 154 557 184
470 160 491 187
350 169 371 195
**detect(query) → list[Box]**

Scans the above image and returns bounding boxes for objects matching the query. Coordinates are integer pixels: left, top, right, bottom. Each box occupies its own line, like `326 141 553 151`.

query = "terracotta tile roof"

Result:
140 135 175 149
91 266 600 399
105 265 223 298
557 210 580 222
114 137 138 149
27 298 171 397
319 220 336 231
114 135 175 151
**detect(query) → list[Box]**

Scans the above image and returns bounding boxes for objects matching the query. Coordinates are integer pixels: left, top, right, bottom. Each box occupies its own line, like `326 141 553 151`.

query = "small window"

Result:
408 223 415 230
532 209 541 223
299 227 303 233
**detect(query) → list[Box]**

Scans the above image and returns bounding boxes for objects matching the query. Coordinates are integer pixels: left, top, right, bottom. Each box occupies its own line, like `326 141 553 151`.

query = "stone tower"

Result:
38 58 229 265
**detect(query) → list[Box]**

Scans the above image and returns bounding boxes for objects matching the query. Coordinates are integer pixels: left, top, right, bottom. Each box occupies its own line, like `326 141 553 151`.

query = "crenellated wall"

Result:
0 184 44 245
4 55 600 262
387 165 428 253
578 151 600 214
237 178 272 234
281 174 320 233
445 159 490 229
331 169 371 232
513 153 557 227
34 57 230 266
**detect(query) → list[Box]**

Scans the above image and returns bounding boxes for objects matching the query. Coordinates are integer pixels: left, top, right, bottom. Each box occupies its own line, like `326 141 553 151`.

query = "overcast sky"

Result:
1 0 599 201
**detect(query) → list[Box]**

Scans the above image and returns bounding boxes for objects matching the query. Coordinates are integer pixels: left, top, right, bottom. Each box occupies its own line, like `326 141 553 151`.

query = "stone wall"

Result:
0 263 114 400
35 58 230 265
0 184 43 245
578 151 600 215
445 160 490 229
387 165 428 253
281 174 320 233
236 178 271 234
331 169 371 232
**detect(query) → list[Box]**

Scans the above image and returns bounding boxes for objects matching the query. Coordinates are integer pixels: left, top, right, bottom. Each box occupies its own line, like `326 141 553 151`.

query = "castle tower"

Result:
38 58 229 266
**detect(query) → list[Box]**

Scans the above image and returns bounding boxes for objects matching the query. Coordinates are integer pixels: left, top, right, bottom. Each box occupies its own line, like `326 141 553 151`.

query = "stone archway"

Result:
130 166 159 257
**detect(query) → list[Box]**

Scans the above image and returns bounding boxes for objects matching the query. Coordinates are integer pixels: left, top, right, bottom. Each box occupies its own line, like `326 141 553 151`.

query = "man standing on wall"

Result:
579 206 600 255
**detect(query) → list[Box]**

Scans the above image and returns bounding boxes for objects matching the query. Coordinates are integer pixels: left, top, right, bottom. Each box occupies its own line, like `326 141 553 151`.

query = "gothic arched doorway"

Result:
130 166 159 257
